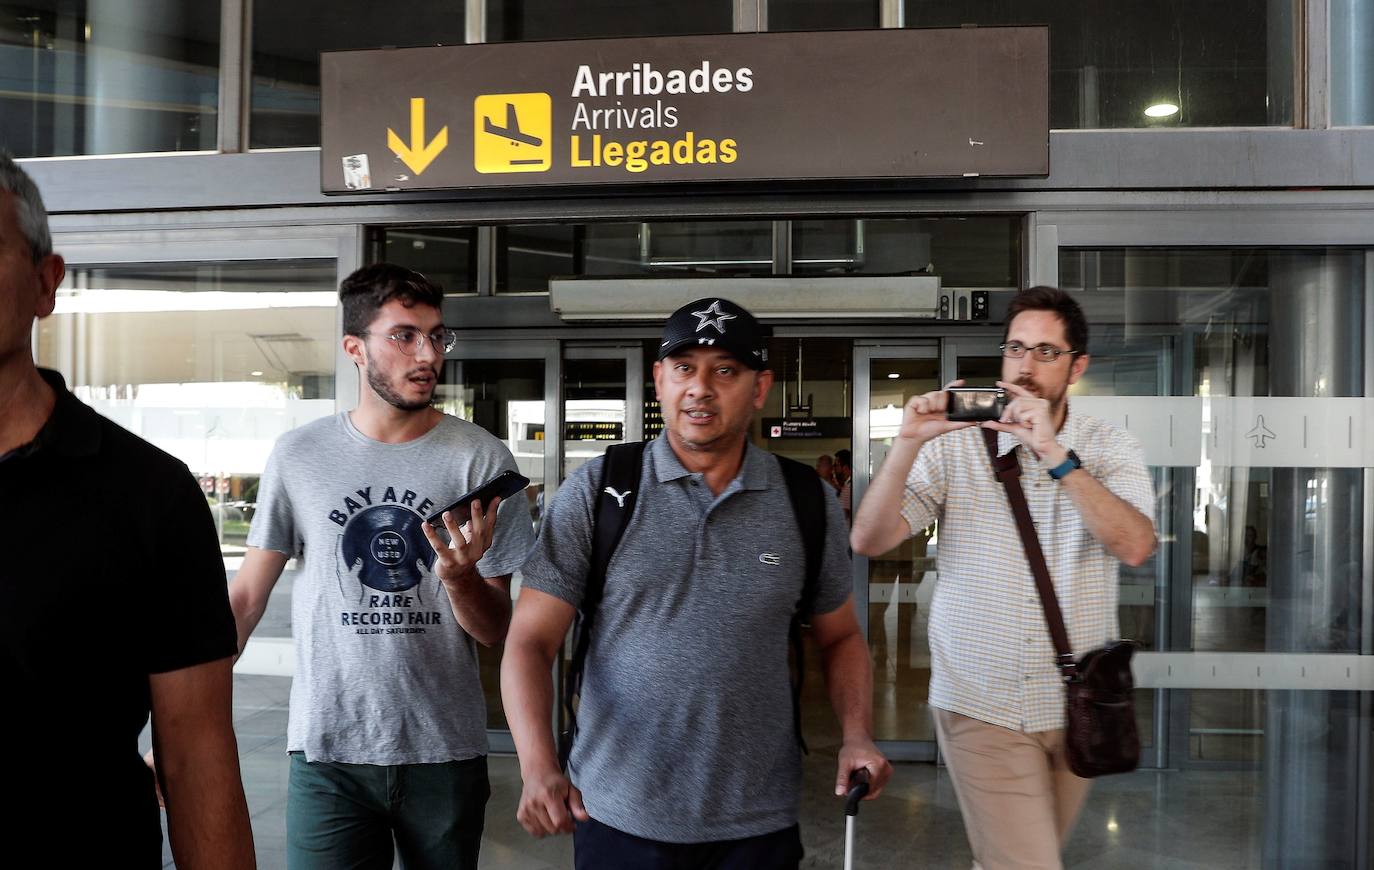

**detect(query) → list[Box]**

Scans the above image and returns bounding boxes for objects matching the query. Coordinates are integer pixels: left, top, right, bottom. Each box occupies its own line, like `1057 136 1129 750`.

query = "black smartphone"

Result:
426 470 530 526
946 387 1007 422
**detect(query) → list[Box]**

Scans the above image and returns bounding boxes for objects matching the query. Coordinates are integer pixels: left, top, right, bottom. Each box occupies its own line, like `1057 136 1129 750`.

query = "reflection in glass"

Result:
491 0 731 41
1 0 220 157
250 0 466 148
904 0 1293 128
35 259 339 638
437 357 545 730
792 218 1020 287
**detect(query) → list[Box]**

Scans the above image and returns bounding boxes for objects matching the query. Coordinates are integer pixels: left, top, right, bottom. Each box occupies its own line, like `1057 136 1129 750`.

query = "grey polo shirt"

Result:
521 434 852 843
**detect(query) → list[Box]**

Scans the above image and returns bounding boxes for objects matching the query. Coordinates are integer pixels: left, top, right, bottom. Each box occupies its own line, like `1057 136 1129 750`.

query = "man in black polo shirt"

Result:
0 154 255 867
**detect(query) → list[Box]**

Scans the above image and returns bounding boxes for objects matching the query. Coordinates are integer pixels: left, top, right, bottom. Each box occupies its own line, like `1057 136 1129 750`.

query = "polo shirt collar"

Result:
649 432 771 491
30 368 102 458
995 401 1079 460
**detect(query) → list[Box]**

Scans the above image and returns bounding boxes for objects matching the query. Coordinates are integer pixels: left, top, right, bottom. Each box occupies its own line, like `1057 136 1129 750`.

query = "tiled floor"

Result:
145 674 1271 869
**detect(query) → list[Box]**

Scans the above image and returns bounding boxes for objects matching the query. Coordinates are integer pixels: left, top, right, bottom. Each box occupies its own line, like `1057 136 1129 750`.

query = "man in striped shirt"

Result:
852 286 1156 870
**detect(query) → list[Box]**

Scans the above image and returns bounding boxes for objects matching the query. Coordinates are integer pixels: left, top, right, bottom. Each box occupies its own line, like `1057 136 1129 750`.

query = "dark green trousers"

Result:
286 753 490 870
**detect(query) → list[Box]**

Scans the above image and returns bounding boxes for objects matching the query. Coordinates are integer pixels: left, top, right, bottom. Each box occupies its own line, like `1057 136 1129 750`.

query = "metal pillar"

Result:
1263 250 1366 869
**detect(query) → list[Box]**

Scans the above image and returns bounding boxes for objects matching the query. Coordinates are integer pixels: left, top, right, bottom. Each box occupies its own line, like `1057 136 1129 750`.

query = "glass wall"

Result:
490 0 731 42
769 0 878 31
904 0 1294 128
792 217 1020 287
0 0 220 157
250 0 466 149
491 220 774 291
35 259 339 639
382 217 1025 296
1060 246 1370 867
382 227 479 295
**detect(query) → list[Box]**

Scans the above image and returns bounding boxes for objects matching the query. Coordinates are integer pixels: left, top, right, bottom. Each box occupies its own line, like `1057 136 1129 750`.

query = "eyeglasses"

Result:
362 328 459 356
1000 341 1079 363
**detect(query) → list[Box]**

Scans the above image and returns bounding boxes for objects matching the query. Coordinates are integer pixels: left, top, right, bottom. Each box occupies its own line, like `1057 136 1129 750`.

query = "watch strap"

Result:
1048 449 1081 480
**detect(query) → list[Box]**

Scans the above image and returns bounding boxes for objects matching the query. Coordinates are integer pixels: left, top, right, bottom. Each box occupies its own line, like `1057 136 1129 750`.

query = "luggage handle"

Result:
844 768 871 817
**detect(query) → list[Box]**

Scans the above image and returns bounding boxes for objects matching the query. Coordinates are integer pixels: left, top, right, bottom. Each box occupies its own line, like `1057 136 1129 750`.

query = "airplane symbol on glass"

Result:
484 103 544 164
1246 414 1276 448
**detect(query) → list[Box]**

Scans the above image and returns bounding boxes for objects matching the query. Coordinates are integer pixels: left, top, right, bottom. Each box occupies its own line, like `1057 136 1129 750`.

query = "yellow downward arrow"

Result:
387 98 449 176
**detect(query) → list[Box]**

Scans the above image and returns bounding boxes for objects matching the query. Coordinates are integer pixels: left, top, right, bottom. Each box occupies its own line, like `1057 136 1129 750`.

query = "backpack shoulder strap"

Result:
560 440 645 768
588 441 647 598
774 453 828 755
775 453 826 615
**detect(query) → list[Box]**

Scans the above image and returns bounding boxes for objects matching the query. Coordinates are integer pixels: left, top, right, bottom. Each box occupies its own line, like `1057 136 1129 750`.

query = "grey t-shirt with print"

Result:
248 412 535 765
520 435 852 843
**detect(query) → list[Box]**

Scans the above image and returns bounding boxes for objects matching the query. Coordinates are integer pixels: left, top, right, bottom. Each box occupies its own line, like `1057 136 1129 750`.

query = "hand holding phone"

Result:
426 470 530 527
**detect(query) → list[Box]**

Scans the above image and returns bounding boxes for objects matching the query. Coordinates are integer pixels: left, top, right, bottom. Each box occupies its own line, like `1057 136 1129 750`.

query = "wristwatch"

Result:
1048 450 1081 480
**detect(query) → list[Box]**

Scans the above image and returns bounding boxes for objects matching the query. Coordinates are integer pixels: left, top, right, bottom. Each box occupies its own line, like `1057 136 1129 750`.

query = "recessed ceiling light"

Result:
250 370 263 376
1145 102 1179 118
887 372 901 379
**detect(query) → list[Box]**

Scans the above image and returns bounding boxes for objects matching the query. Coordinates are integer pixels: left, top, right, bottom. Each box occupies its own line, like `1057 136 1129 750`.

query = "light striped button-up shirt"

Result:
900 407 1155 732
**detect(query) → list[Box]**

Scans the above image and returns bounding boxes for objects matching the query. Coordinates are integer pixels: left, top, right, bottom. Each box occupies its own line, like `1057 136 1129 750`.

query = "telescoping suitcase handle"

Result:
843 768 871 870
844 768 871 816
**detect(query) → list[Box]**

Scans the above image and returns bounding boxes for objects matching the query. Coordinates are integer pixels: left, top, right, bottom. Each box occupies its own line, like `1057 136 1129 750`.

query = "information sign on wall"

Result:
320 27 1049 193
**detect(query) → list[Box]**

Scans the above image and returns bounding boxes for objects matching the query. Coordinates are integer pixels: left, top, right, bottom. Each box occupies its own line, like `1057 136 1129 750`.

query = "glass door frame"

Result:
852 341 940 761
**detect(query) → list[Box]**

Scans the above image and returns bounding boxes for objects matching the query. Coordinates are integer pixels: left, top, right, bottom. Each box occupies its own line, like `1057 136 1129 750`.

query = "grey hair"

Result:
0 152 53 263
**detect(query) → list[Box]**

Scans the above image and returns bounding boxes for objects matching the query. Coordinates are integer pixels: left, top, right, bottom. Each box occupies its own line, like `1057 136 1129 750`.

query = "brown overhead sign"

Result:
320 27 1048 194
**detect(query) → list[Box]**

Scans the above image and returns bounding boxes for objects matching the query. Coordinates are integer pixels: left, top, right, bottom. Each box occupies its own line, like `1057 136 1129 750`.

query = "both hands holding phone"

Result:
900 380 1064 462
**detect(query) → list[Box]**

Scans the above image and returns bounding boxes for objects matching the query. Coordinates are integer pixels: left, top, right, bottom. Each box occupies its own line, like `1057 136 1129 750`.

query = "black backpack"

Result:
558 440 827 768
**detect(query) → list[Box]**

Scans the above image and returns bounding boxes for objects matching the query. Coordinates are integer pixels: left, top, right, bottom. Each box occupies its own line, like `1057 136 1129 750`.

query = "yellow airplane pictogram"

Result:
387 98 449 176
473 93 552 173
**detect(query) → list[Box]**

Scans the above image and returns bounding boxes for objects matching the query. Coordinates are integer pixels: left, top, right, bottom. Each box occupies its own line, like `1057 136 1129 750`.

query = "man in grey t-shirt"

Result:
233 264 535 870
502 298 891 869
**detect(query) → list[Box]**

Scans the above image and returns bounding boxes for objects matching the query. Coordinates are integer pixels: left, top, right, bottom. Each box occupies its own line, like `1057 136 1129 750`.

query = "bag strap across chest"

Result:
980 427 1077 680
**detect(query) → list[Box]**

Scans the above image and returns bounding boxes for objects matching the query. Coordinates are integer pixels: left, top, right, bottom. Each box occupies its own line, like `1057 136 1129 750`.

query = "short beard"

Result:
367 366 433 412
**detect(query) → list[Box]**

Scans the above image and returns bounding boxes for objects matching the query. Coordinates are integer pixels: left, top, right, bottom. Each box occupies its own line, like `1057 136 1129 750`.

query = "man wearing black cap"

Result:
502 298 891 868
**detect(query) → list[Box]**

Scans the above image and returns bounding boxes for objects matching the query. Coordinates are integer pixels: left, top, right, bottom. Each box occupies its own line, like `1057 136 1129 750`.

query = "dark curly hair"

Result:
1003 286 1089 355
340 263 444 337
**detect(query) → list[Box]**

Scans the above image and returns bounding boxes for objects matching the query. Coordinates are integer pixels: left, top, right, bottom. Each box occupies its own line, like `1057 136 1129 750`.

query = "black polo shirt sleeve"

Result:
143 467 238 674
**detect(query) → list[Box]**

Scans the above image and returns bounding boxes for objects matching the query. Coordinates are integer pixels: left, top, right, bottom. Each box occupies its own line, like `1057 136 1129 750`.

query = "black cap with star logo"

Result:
657 298 769 370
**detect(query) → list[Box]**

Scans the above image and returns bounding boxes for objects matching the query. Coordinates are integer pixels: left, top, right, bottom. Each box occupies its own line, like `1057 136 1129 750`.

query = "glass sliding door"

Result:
1057 244 1374 867
852 343 940 758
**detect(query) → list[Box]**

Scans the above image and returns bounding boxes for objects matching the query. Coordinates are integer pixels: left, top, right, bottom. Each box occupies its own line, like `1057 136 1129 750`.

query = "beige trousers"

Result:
934 709 1092 870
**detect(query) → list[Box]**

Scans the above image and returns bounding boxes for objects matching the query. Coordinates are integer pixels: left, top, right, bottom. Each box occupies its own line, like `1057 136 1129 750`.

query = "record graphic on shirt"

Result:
339 504 436 593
